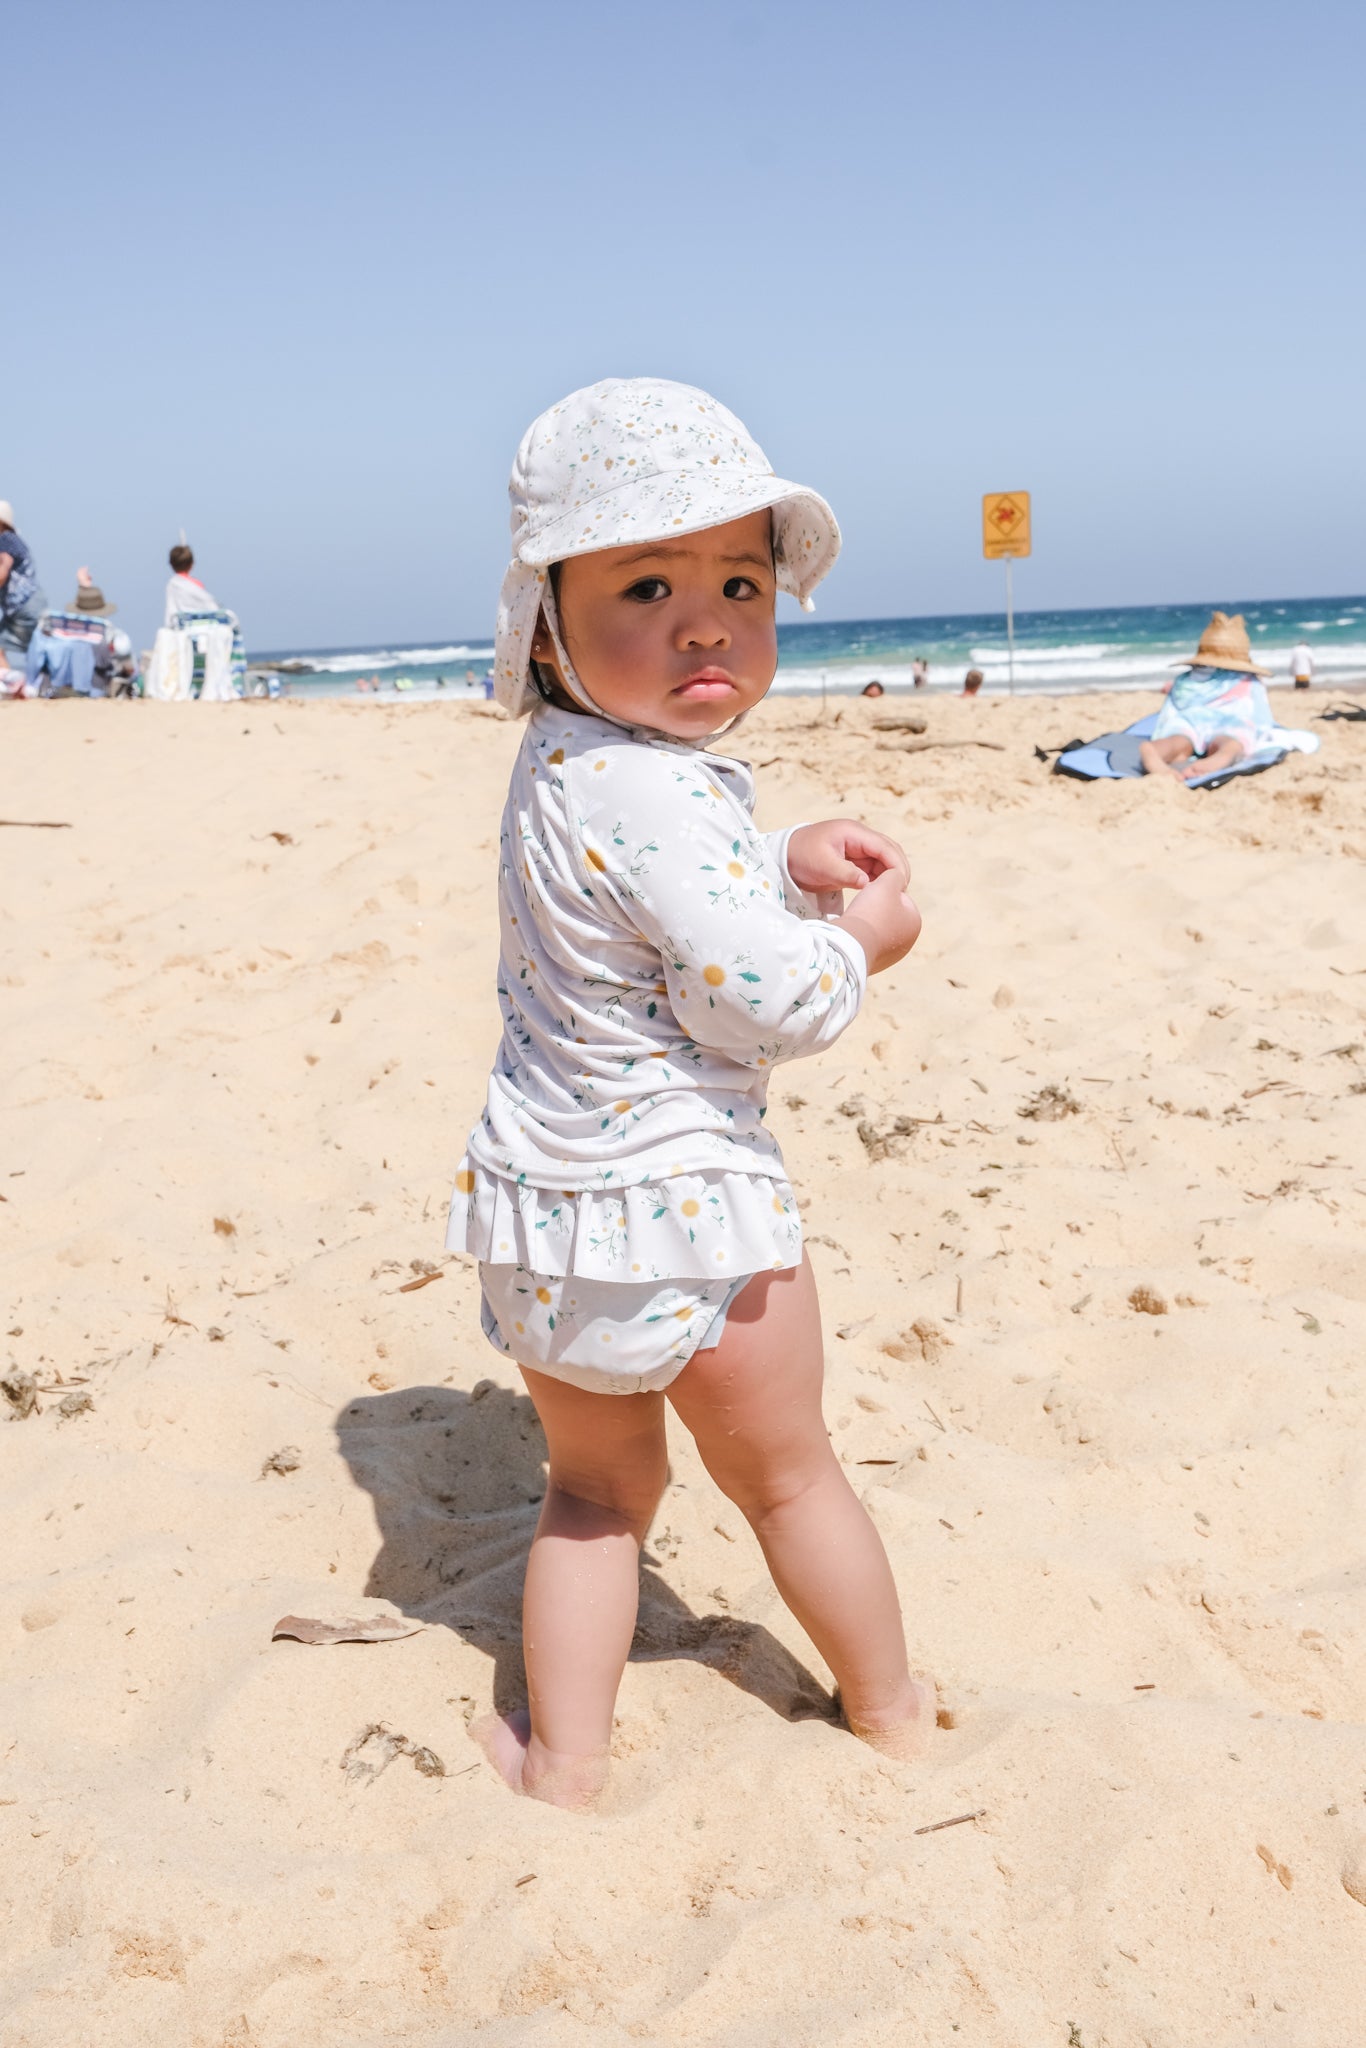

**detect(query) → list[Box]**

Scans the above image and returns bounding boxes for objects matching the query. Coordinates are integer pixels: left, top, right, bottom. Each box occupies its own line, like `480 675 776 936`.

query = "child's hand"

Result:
836 867 922 975
786 819 910 896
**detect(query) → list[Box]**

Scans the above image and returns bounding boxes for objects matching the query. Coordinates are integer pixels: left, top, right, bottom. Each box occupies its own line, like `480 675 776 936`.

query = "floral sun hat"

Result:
494 377 841 718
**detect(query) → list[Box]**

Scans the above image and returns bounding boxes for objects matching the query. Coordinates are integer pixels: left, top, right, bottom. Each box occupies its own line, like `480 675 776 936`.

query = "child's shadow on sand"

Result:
336 1384 836 1725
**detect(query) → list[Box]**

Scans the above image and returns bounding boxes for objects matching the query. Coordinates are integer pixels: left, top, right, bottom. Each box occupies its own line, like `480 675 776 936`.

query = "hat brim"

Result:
71 600 118 619
1168 653 1273 678
494 470 841 718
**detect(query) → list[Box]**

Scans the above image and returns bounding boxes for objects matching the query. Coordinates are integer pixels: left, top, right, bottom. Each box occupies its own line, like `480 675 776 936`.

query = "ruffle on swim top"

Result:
445 1163 803 1282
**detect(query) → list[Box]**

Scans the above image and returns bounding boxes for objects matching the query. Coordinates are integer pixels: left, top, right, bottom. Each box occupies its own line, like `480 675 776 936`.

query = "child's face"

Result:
540 510 778 737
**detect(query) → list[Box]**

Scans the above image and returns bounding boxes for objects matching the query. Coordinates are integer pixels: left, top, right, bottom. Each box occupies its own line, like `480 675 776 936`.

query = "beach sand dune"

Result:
3 690 1363 2045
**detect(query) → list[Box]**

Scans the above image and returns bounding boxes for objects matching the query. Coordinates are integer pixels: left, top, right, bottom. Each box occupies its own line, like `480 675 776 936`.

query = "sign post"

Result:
982 491 1031 691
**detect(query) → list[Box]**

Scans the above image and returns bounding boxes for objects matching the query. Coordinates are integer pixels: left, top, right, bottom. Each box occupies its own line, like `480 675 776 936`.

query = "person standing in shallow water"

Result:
446 377 936 1810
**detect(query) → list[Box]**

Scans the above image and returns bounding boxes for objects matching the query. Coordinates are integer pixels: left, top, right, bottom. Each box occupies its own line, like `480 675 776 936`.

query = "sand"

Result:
2 685 1364 2047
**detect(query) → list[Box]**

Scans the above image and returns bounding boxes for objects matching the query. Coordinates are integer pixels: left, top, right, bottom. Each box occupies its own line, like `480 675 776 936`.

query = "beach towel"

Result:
26 630 97 697
1053 712 1319 790
197 620 236 701
172 608 246 698
144 627 193 701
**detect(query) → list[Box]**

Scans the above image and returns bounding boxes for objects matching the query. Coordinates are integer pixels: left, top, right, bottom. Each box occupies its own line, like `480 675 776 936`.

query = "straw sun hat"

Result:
1171 611 1271 677
494 377 841 718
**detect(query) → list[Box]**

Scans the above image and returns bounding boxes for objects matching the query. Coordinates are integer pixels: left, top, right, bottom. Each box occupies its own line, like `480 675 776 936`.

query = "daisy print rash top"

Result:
447 702 868 1276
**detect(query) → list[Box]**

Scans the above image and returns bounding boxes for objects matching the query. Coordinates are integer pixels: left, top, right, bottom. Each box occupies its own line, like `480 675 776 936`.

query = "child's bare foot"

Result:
470 1709 609 1811
842 1675 938 1760
1181 739 1241 780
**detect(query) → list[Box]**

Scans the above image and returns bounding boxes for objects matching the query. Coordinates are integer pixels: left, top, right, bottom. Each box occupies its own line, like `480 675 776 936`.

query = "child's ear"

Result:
530 608 568 695
530 607 556 668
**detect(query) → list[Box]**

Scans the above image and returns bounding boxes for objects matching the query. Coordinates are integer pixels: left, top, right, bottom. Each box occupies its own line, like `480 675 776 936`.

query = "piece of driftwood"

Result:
871 715 928 734
914 1808 985 1835
891 738 1006 754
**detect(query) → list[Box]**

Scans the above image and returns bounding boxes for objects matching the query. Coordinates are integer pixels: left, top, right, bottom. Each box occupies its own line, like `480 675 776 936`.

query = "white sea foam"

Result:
774 639 1366 696
967 642 1116 664
298 644 495 674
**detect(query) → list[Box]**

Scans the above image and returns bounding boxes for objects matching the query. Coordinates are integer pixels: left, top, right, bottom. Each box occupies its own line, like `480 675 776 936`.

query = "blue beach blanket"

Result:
1053 713 1299 790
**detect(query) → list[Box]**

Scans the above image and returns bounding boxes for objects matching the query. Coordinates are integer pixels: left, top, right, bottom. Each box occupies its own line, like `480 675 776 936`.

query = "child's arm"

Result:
571 765 871 1067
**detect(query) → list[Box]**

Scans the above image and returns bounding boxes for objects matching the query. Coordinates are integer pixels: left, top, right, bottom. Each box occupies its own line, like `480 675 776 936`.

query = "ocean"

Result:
256 594 1366 702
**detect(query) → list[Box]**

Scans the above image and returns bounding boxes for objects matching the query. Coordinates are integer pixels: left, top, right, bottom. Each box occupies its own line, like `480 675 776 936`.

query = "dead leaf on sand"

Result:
273 1612 426 1647
213 1216 236 1236
340 1722 446 1786
1017 1083 1081 1121
260 1445 302 1478
2 1368 39 1418
1128 1285 1168 1316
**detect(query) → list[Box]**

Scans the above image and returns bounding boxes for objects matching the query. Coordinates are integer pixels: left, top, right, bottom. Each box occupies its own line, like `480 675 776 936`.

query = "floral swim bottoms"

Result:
478 1263 751 1395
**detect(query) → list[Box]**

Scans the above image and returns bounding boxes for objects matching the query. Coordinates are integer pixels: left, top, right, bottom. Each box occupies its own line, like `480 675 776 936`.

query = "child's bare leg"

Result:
473 1371 668 1809
1139 734 1194 780
668 1258 933 1758
1180 733 1243 779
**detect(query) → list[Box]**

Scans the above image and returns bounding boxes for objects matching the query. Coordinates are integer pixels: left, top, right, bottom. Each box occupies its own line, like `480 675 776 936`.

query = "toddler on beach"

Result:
447 379 932 1808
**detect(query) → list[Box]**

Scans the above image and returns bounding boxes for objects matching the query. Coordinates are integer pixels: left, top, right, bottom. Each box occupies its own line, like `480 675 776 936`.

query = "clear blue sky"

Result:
9 0 1364 653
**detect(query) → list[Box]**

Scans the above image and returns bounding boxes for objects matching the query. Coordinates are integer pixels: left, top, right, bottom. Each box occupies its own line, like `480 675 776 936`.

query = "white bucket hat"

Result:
494 377 841 718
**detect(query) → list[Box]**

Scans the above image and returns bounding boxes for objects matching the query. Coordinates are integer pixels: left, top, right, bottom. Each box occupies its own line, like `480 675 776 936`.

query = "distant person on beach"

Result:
69 569 137 697
962 668 984 698
912 657 928 689
1289 639 1314 690
0 501 47 665
1140 612 1277 782
449 377 930 1810
861 679 885 697
164 543 220 625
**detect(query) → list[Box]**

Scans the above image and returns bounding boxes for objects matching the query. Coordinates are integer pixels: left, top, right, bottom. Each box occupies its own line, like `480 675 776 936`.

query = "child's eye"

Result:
624 577 670 603
723 576 760 600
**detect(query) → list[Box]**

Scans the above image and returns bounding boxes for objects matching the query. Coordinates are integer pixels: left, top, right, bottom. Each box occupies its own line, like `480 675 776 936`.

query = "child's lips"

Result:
673 669 736 701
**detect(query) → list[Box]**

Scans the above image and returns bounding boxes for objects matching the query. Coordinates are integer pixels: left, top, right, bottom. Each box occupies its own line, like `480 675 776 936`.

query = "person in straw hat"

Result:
447 376 934 1807
1140 611 1278 782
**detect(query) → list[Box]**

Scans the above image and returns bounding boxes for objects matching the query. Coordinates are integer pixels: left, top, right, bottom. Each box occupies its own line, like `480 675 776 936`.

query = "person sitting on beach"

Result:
449 377 932 1810
164 543 221 626
962 667 984 698
67 571 137 697
1139 612 1276 782
861 679 885 697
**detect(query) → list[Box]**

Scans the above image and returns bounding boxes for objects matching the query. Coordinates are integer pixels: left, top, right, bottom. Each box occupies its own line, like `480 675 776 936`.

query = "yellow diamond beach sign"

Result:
982 491 1031 559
